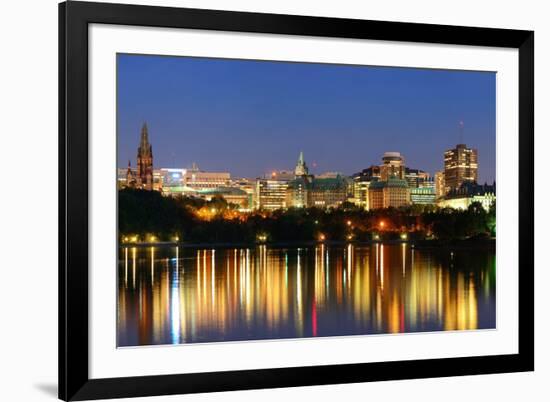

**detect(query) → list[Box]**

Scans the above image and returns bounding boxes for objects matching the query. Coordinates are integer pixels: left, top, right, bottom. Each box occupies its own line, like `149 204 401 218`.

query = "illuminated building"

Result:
286 176 349 209
199 187 250 209
158 168 196 196
230 178 256 210
255 179 289 210
444 144 478 192
160 168 185 187
437 182 495 211
350 177 370 209
125 160 137 188
410 183 436 205
294 151 309 177
354 165 381 181
286 153 349 209
181 163 231 191
317 171 343 179
306 176 349 208
435 170 445 198
152 170 163 191
286 176 309 208
368 175 410 209
118 165 137 189
136 122 154 190
268 170 295 181
380 152 405 180
349 166 381 210
404 168 430 188
161 185 198 197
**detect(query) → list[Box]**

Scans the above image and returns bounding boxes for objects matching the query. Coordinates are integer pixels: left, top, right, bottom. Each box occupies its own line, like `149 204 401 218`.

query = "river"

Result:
117 243 495 346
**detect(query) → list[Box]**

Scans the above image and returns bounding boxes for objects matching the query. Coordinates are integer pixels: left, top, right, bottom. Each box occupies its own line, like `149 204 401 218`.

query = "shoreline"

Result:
120 238 495 250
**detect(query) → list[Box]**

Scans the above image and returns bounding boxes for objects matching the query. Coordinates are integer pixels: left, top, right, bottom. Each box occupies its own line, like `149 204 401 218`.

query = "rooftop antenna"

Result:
459 120 464 145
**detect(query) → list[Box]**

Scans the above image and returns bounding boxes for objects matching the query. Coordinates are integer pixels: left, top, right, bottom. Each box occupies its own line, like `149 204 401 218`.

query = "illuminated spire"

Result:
294 151 309 177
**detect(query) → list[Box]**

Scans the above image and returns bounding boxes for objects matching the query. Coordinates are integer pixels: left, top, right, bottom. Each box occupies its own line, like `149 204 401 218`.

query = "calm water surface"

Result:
117 244 495 346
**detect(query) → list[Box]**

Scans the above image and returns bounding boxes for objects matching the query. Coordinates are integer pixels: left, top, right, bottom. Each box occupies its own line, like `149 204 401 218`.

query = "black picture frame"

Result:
59 1 534 400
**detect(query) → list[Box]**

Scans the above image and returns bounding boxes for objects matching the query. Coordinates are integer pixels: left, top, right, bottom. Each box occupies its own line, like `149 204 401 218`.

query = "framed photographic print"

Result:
59 1 534 400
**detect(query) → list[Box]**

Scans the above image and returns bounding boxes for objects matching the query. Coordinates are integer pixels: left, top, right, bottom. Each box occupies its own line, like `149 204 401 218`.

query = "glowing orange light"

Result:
347 220 352 226
379 221 386 229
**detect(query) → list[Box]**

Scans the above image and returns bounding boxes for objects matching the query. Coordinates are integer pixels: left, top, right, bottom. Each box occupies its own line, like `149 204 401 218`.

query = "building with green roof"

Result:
368 175 411 209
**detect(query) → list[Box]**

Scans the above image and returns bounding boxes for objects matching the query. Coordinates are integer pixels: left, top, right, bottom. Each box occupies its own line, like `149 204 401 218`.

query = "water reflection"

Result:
117 244 496 347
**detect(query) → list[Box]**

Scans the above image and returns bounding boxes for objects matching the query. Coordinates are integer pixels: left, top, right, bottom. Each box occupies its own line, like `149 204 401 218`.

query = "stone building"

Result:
136 122 154 190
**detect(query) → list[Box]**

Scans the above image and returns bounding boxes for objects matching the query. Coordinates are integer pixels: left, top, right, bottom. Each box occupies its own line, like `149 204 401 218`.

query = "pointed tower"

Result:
136 122 154 190
126 160 136 188
294 151 309 177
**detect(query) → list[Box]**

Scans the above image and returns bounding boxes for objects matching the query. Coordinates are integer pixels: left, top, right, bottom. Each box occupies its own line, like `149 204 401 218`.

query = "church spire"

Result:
140 122 149 150
136 122 153 190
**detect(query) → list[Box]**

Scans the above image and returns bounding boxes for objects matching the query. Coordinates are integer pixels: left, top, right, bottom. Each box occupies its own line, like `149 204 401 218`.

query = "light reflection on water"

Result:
117 244 495 347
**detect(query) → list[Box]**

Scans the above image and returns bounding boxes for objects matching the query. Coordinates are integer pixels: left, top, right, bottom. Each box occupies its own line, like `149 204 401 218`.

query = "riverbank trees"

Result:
118 188 495 243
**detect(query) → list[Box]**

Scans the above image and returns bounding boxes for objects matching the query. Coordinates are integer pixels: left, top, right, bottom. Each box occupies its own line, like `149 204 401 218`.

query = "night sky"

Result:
117 54 496 183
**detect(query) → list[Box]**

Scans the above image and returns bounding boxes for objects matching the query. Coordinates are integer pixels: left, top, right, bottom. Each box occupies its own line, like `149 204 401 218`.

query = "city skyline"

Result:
117 54 496 183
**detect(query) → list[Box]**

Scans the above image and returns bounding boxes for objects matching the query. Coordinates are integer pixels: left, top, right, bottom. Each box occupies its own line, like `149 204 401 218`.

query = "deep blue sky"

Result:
117 54 496 183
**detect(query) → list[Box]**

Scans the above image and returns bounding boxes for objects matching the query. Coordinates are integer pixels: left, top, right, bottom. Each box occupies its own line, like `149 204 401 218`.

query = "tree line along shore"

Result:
118 188 496 245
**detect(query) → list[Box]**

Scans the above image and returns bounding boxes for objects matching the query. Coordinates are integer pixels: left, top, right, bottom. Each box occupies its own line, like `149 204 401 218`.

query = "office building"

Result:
444 144 478 192
404 168 430 188
255 179 290 210
380 152 405 180
181 163 231 191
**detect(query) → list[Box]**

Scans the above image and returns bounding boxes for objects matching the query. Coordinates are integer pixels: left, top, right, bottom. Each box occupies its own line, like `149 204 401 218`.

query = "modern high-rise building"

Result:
444 144 478 192
380 152 405 180
136 122 154 190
